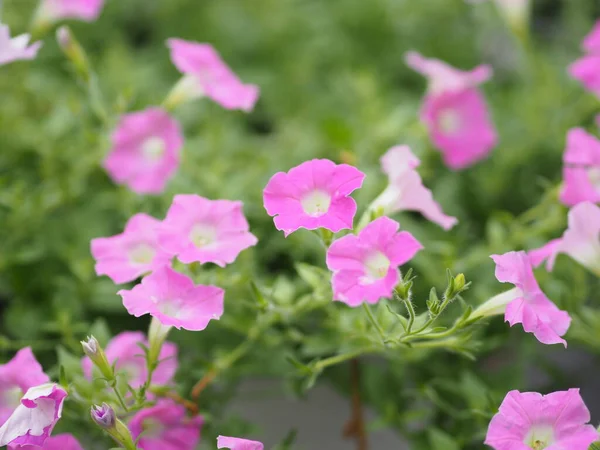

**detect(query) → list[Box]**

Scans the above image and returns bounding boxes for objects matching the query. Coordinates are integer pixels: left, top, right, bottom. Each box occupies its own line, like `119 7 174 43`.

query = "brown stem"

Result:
191 368 218 400
343 359 368 450
151 388 199 415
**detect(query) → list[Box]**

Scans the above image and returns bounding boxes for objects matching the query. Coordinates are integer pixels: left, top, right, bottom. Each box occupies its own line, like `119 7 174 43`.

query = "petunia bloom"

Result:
0 24 42 67
0 348 50 426
490 251 571 346
9 433 84 450
158 195 257 266
91 213 173 284
569 21 600 98
167 39 259 111
559 128 600 206
326 216 422 307
82 331 177 389
370 145 457 230
406 51 497 170
263 159 366 236
119 266 224 331
217 436 264 450
0 384 67 448
104 107 183 195
529 202 600 276
36 0 104 22
485 389 598 450
129 401 203 450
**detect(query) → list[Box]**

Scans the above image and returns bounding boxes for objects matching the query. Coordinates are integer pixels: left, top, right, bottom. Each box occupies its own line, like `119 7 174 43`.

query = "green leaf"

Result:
295 263 329 290
428 428 460 450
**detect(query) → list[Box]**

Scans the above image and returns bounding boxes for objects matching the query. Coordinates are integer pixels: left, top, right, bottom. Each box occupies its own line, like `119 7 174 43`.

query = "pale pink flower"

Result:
372 145 458 230
82 331 177 388
569 21 600 98
167 39 259 112
491 251 571 346
583 21 600 53
263 159 366 236
326 216 422 307
158 195 257 266
0 25 41 67
119 266 224 331
104 107 183 195
10 434 84 450
529 202 600 276
217 436 264 450
129 401 203 450
406 51 497 170
559 128 600 206
37 0 104 22
0 384 67 448
91 213 173 284
485 389 598 450
0 348 49 426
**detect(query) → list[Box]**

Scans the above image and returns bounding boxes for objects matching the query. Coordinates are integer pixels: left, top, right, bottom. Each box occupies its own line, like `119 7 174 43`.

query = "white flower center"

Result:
525 425 554 450
128 243 156 265
156 298 184 319
189 223 217 248
438 109 461 135
363 251 391 281
141 137 166 162
10 34 31 51
1 386 23 410
301 190 332 217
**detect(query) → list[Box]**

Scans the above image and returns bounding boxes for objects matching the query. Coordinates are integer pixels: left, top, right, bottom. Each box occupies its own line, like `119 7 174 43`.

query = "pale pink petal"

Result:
528 238 563 271
380 145 421 178
563 128 600 165
583 21 600 54
560 167 600 206
561 202 600 274
217 436 264 450
0 25 42 66
569 55 600 99
39 0 104 22
10 433 84 450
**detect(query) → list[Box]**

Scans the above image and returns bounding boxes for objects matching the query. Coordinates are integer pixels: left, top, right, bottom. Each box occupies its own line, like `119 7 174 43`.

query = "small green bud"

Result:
81 336 114 381
454 273 466 292
426 288 441 315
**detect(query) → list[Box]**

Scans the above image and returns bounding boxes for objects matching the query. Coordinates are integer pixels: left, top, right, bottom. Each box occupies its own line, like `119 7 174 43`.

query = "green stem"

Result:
112 382 129 412
313 348 376 372
362 303 386 343
403 299 416 334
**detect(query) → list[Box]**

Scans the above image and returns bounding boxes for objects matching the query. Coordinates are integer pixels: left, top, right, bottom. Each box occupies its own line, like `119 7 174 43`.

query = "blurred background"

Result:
2 0 600 448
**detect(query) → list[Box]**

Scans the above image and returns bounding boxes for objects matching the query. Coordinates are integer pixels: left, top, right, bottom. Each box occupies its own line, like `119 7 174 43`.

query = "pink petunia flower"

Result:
406 51 497 170
119 266 224 331
371 145 458 230
82 331 177 389
0 25 42 67
529 202 600 276
559 128 600 206
217 436 264 450
490 251 571 346
0 348 49 426
167 39 259 112
37 0 104 22
263 159 366 236
0 384 67 448
129 401 203 450
158 195 257 266
485 389 598 450
326 216 423 307
569 21 600 98
9 433 84 450
104 107 184 195
91 213 173 284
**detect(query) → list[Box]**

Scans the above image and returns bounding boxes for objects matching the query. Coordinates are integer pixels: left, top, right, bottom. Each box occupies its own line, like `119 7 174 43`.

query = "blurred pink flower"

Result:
0 25 41 66
91 213 173 284
158 195 257 266
167 39 259 111
104 107 183 194
326 216 422 307
406 51 497 170
0 348 49 427
119 266 224 331
491 251 571 346
559 128 600 206
129 401 203 450
10 434 84 450
0 384 67 448
217 436 264 450
263 159 365 236
82 331 177 388
485 389 597 450
570 21 600 98
372 145 458 230
38 0 104 22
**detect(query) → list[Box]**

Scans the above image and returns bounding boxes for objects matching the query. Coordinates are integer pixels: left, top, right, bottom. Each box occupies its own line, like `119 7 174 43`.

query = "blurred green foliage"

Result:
2 0 600 449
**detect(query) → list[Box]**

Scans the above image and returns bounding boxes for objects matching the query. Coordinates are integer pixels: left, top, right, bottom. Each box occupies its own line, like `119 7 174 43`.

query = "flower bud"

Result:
81 335 114 381
55 26 91 82
454 273 466 292
91 403 115 429
81 335 99 358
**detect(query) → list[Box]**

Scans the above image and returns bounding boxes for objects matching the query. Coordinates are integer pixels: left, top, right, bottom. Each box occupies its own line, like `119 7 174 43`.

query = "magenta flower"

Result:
217 436 264 450
119 266 224 331
530 202 600 276
82 331 177 388
167 39 259 112
9 434 84 450
559 128 600 206
129 401 203 450
0 25 41 67
569 21 600 98
158 195 257 266
37 0 104 22
91 213 173 284
0 348 49 426
263 159 366 236
326 217 422 307
0 384 67 448
485 389 598 450
491 251 571 346
372 145 458 230
104 107 183 195
406 51 497 170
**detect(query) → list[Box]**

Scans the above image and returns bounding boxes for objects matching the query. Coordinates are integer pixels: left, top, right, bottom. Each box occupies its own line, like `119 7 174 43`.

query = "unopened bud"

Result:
454 273 466 292
91 403 115 429
81 335 99 358
81 336 114 381
56 26 90 82
56 26 71 50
